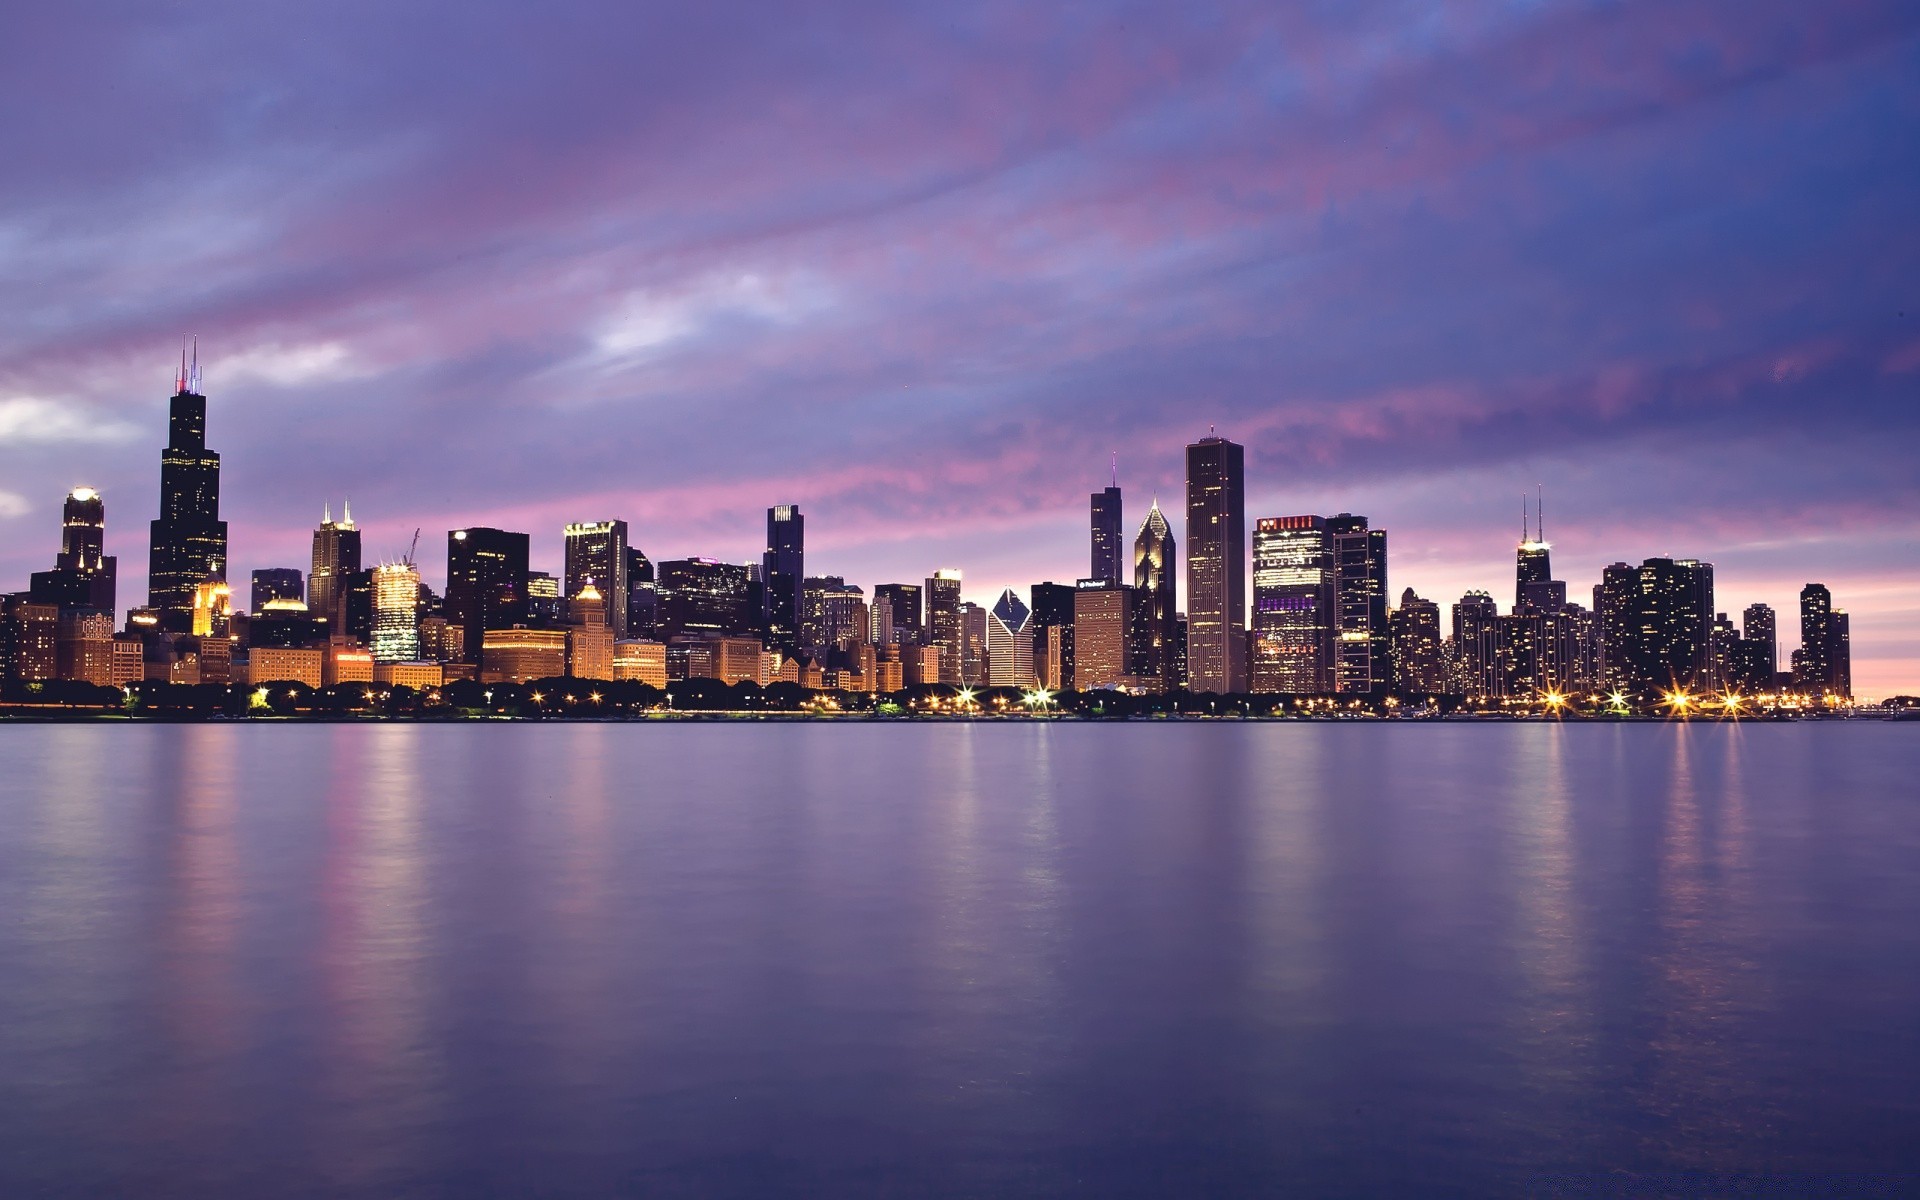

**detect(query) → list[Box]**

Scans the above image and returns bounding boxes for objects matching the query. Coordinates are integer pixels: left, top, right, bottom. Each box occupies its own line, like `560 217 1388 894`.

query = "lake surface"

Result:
1 722 1916 1196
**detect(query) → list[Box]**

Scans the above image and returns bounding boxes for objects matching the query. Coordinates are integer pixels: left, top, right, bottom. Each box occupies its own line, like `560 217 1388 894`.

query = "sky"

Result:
1 1 1916 696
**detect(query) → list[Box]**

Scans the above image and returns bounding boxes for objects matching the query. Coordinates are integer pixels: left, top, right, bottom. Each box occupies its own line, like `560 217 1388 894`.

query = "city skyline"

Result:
1 4 1916 693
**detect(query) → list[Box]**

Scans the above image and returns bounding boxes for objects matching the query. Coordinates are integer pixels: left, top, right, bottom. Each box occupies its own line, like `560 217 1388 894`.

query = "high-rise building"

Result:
959 602 989 686
1328 514 1389 694
29 486 117 616
1797 583 1851 699
926 569 964 684
803 577 867 649
446 527 531 665
308 501 362 626
1252 516 1332 694
0 596 59 683
1131 502 1176 689
1594 563 1639 693
371 563 422 663
1626 558 1714 695
567 583 616 681
1451 591 1499 699
526 572 562 624
657 558 758 639
987 588 1034 688
627 548 657 638
1390 589 1446 694
564 520 629 637
1072 581 1135 690
251 567 304 611
1090 473 1123 586
148 345 228 632
1514 497 1565 613
1029 581 1076 691
1742 603 1778 683
762 505 804 653
873 583 922 643
1185 433 1246 693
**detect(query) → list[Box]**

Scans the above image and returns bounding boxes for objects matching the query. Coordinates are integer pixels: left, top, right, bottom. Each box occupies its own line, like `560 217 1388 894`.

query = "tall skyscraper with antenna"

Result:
147 341 228 632
1186 432 1246 693
1090 456 1123 586
309 500 362 628
1515 491 1564 613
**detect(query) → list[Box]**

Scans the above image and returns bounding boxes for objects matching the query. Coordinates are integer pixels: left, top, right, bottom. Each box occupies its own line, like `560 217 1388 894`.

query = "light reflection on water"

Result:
0 722 1915 1197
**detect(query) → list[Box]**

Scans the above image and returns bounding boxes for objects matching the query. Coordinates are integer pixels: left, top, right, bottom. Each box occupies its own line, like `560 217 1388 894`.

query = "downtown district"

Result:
0 362 1862 720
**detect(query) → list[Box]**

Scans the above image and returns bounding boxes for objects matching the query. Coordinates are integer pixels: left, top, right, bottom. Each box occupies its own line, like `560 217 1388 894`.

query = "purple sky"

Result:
3 2 1917 695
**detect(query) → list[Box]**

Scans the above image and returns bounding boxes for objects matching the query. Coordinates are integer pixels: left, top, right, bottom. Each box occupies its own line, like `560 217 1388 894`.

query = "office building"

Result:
926 569 964 684
567 583 616 681
1626 558 1715 695
1131 502 1176 688
902 643 942 687
373 661 443 690
526 572 562 624
371 563 422 663
626 547 658 638
657 558 758 639
148 345 228 631
446 527 531 665
1072 580 1134 690
1326 514 1389 694
564 520 629 636
250 645 325 688
28 486 117 615
1029 581 1076 690
762 505 804 653
1593 563 1639 693
308 501 362 625
803 577 867 650
1798 583 1851 699
1389 589 1446 693
1252 516 1333 694
1185 433 1246 692
1090 474 1123 585
873 583 922 643
1514 498 1565 613
959 602 988 686
613 639 668 687
481 627 567 683
323 641 375 687
1743 603 1778 684
988 588 1034 688
251 567 304 611
1451 591 1499 699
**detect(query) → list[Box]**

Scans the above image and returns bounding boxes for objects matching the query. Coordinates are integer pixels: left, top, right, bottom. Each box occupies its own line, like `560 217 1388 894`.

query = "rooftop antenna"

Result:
342 496 352 527
1522 494 1529 543
188 335 201 393
1110 451 1117 489
323 500 332 525
176 338 187 393
1537 484 1545 542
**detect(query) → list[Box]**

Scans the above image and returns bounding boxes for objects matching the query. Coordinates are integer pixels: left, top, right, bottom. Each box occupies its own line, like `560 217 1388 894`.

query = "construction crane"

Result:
403 527 420 568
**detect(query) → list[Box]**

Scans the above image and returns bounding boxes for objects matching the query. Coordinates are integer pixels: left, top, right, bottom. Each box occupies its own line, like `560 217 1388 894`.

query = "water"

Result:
0 723 1916 1197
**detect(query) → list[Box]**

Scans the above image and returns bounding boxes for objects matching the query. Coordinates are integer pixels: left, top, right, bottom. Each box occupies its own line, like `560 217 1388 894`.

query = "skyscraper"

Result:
1251 515 1332 694
1328 514 1388 694
28 486 117 615
308 501 362 626
1029 581 1076 690
564 520 630 637
1451 591 1499 699
148 344 228 632
1072 580 1133 690
1185 433 1246 693
656 558 758 639
959 601 989 686
762 505 804 653
446 527 530 665
987 589 1034 688
873 583 922 643
1594 563 1639 693
371 562 422 663
1798 583 1851 699
627 547 657 638
1090 467 1123 586
1515 497 1566 613
1742 603 1778 683
1627 558 1714 695
1390 589 1446 694
1131 501 1176 688
926 569 964 684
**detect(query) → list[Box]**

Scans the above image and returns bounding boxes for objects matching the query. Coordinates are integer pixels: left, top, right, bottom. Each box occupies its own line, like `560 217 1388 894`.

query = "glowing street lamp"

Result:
1023 687 1053 713
1662 690 1693 715
956 687 976 713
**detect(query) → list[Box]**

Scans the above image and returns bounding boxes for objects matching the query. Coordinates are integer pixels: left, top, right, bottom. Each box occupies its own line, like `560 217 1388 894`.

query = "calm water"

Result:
1 722 1917 1197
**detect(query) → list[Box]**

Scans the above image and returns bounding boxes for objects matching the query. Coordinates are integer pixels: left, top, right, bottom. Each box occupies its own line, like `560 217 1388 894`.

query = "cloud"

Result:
209 341 363 388
0 397 139 444
0 490 28 519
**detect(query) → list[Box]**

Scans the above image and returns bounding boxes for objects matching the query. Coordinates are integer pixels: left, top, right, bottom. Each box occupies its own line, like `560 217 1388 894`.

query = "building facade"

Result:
1185 434 1246 693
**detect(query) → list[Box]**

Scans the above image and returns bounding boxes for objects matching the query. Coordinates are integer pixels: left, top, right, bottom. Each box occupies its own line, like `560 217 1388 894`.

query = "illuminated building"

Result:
1328 514 1388 694
1090 474 1123 585
1131 502 1176 688
374 661 443 690
1028 582 1076 690
1389 589 1445 694
250 646 325 687
959 602 988 686
324 642 374 686
109 635 145 686
762 505 804 653
926 569 964 684
1073 580 1133 690
565 520 630 636
613 639 668 687
191 581 233 638
248 598 328 649
802 577 867 650
308 501 361 625
447 527 530 664
903 643 942 687
481 627 567 683
1450 591 1499 699
873 648 905 693
567 583 616 681
987 588 1034 687
1798 583 1851 698
679 635 765 685
1593 563 1639 693
1514 497 1565 613
418 616 462 663
251 567 303 611
55 610 115 685
1743 603 1778 681
869 593 895 646
29 486 117 615
526 572 563 623
1185 433 1246 693
147 344 228 631
1623 558 1714 695
1252 516 1332 694
195 635 232 685
657 558 757 640
627 547 658 638
873 584 922 642
372 563 422 663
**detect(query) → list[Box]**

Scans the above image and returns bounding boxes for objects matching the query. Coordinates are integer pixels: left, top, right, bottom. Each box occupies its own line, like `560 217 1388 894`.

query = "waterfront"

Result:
1 723 1916 1195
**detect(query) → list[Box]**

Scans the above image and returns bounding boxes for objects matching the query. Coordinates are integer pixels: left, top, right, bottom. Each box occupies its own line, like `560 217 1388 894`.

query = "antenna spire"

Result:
1537 484 1544 542
343 496 352 527
1522 494 1528 544
176 339 187 394
324 500 332 525
188 335 200 392
1110 451 1117 489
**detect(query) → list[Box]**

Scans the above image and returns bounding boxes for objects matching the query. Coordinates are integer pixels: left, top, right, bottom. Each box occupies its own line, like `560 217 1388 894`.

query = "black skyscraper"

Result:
1327 514 1389 694
147 345 228 632
29 486 117 615
763 505 804 653
446 527 531 664
873 583 923 643
1090 469 1123 586
1626 557 1714 695
1131 502 1176 687
1186 434 1247 693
